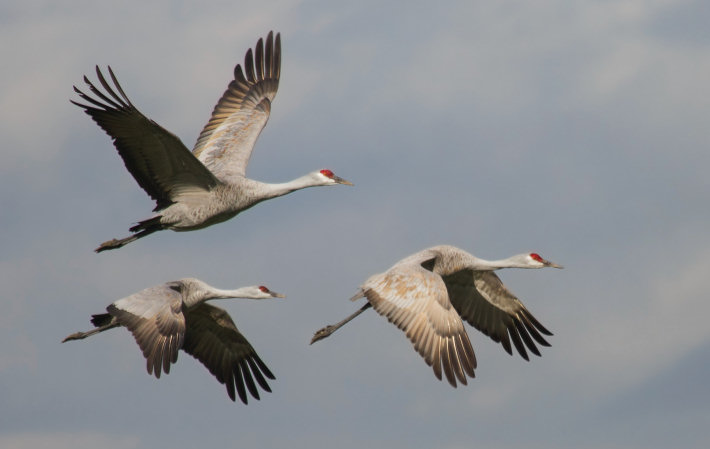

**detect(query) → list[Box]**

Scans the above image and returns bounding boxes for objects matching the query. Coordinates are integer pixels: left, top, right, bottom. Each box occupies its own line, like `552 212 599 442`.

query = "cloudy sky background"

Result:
2 0 709 447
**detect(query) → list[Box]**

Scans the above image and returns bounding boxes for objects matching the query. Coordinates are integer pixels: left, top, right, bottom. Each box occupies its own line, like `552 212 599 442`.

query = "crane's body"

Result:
158 174 343 231
71 32 352 252
63 278 285 404
311 245 562 387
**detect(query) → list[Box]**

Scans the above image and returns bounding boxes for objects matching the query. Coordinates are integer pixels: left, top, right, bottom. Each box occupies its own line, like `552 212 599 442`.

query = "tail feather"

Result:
128 216 163 233
90 313 112 327
95 216 163 252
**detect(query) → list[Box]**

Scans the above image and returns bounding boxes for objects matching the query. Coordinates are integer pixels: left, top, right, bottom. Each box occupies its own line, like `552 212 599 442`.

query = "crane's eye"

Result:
320 169 334 178
259 286 269 293
530 253 543 263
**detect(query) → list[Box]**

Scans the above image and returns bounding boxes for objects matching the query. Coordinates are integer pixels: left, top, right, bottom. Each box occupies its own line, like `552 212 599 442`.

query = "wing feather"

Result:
107 285 185 378
442 270 552 360
362 259 477 387
72 66 219 211
192 32 281 182
182 303 274 404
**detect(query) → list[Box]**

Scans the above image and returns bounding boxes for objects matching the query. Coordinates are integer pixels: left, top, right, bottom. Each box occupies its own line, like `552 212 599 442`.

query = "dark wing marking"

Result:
182 303 274 404
72 66 219 211
442 270 552 361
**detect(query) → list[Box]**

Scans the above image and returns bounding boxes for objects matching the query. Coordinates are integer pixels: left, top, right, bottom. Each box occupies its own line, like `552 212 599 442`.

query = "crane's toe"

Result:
95 238 124 253
62 332 86 342
310 325 336 345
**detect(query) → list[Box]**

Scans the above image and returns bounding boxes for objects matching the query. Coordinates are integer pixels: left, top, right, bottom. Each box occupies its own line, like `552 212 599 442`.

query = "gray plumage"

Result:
62 278 285 404
311 245 563 387
71 31 352 252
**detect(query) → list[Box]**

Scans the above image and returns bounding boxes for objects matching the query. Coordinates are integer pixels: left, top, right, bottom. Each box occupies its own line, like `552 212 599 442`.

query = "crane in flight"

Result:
63 278 285 404
311 245 562 387
71 31 352 252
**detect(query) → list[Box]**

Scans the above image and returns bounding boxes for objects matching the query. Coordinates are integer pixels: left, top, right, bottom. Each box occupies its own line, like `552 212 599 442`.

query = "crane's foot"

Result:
62 331 88 342
310 303 371 345
95 234 139 253
95 222 162 253
95 239 123 252
310 325 336 345
62 321 119 342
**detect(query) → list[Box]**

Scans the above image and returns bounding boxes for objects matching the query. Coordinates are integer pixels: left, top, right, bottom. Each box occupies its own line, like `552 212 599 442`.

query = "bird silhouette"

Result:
63 278 284 403
311 245 562 387
71 31 352 252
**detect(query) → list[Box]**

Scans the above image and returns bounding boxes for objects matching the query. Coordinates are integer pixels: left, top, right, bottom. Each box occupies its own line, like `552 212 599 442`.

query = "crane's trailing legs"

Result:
62 314 120 342
95 217 163 252
310 303 372 344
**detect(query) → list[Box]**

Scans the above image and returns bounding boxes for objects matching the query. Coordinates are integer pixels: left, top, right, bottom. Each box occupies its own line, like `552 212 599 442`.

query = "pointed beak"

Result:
271 291 286 298
333 175 353 186
544 260 564 269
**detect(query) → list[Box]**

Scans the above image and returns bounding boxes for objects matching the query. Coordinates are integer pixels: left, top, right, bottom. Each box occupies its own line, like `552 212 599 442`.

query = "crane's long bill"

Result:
334 175 353 186
545 260 564 269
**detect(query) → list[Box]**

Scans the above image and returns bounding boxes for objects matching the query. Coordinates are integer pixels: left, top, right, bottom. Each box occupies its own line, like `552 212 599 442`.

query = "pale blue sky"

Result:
1 1 709 448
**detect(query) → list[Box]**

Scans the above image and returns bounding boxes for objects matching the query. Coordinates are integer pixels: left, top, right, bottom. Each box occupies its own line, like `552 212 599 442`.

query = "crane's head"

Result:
245 285 286 299
317 169 353 186
528 253 564 269
259 285 286 298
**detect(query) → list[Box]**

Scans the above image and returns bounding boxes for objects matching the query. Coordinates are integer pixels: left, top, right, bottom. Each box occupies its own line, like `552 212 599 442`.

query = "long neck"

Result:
181 281 259 308
471 258 513 271
469 255 534 270
260 174 322 199
430 247 529 275
207 286 259 299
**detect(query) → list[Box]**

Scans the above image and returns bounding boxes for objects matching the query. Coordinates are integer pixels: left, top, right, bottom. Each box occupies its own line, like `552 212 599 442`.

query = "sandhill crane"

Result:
71 31 352 252
62 278 285 404
311 245 562 387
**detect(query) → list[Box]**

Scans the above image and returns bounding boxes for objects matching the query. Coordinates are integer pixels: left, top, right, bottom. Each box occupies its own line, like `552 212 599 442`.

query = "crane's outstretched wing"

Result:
107 284 186 377
182 303 275 404
72 66 219 211
191 31 281 182
442 270 552 361
360 255 477 387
